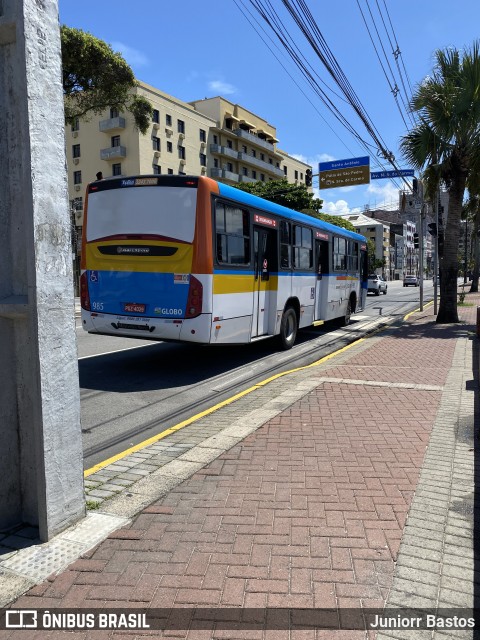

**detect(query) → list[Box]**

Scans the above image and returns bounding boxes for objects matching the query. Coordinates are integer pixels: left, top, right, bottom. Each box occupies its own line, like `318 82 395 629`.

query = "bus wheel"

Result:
278 306 298 350
341 298 353 326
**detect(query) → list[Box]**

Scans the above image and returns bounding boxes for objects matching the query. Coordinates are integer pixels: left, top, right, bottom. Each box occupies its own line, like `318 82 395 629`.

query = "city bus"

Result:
80 175 367 349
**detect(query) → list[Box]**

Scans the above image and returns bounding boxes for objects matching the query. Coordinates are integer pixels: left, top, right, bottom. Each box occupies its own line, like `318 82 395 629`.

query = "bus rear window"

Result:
86 186 197 243
215 202 250 265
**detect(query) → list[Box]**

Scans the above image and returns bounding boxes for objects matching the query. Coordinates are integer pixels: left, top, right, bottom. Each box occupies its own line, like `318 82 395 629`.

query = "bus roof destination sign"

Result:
319 156 370 190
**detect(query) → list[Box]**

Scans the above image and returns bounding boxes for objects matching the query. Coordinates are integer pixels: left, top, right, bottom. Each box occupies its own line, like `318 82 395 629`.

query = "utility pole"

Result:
419 209 424 312
0 0 84 540
464 221 468 284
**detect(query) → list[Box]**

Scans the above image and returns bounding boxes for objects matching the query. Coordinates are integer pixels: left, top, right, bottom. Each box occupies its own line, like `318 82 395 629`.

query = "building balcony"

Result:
210 144 239 160
99 117 126 132
210 168 240 183
233 128 277 153
239 175 256 183
100 145 127 160
238 152 283 177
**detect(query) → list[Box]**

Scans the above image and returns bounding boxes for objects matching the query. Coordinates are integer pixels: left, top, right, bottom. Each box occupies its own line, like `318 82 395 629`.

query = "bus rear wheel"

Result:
278 306 298 350
341 297 353 326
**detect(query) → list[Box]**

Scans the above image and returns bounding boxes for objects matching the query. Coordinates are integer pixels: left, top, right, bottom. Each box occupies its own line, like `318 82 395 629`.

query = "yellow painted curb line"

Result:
84 337 365 478
403 300 434 321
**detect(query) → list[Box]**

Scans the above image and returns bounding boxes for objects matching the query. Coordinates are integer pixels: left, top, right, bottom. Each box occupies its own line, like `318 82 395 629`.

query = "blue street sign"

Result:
371 169 415 179
319 156 369 173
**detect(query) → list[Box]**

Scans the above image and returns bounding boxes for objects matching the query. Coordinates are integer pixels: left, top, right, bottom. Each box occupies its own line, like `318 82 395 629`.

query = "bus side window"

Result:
280 220 291 269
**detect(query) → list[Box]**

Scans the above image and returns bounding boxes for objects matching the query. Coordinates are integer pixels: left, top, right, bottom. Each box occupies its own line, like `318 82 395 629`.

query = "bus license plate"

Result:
124 303 146 313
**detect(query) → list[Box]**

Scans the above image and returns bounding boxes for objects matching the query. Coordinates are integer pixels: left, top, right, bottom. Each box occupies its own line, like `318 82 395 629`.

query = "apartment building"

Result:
336 212 391 278
66 83 312 226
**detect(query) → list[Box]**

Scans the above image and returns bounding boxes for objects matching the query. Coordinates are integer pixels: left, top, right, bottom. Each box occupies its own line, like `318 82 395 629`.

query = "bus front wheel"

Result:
278 306 298 350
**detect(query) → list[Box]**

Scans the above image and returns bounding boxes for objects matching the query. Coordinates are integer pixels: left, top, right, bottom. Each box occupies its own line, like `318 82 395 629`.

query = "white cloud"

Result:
321 199 362 215
291 152 335 166
111 41 149 67
365 180 400 209
208 80 237 95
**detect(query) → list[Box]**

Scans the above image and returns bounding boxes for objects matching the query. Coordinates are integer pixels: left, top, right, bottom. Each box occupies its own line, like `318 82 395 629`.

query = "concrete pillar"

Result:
0 0 85 540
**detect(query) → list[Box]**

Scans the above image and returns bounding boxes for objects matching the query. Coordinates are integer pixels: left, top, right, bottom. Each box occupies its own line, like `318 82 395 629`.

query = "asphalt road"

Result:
76 280 435 469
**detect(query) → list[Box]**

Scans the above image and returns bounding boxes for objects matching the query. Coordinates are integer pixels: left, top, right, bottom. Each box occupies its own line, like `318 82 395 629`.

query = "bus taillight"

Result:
185 275 203 318
80 272 91 311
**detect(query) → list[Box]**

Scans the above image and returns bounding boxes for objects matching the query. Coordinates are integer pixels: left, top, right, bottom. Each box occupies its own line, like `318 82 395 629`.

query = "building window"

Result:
72 144 80 158
111 135 120 148
152 109 160 123
112 163 122 176
295 170 299 180
167 141 173 153
227 140 233 149
225 118 233 130
215 201 250 266
200 153 207 167
214 158 219 168
252 170 257 179
168 168 174 175
252 150 256 158
227 162 233 172
242 145 247 153
300 172 304 180
283 166 287 175
260 173 265 181
110 107 119 118
260 153 265 161
152 136 160 151
293 226 313 270
177 119 185 134
242 167 248 176
178 146 186 160
166 114 172 126
269 158 273 165
213 134 218 145
276 162 280 168
200 129 206 142
71 118 79 132
73 170 82 185
153 165 161 175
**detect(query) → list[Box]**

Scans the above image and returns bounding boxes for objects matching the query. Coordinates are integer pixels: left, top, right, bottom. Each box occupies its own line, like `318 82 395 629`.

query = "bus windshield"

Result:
86 186 198 242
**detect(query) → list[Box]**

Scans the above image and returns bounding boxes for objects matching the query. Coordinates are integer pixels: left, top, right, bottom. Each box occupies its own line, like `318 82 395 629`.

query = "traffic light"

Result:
305 169 312 187
428 223 437 237
413 233 419 249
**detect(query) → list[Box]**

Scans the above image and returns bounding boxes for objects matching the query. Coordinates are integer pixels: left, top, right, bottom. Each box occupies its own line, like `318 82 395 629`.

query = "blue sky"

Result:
59 0 480 214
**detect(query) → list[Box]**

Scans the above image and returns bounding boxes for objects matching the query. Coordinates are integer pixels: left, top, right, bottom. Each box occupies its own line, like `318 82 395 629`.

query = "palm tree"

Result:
401 42 480 323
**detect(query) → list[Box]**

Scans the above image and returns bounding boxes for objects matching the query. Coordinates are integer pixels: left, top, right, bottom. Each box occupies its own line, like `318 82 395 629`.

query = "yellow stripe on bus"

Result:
213 274 278 294
84 240 193 274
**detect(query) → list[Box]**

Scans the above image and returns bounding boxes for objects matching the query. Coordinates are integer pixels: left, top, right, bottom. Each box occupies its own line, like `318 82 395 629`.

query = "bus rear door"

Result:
252 226 276 338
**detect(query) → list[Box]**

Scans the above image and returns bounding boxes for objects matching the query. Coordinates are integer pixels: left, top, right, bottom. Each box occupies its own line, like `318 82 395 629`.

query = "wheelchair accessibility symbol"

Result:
90 270 98 283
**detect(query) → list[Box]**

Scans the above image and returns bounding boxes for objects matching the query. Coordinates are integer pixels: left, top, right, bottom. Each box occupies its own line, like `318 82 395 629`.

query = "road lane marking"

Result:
79 343 155 360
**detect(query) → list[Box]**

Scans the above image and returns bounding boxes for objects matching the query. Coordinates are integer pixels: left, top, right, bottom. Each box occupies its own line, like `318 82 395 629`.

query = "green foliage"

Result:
400 41 480 323
366 239 383 273
234 179 323 214
61 26 152 134
314 212 355 233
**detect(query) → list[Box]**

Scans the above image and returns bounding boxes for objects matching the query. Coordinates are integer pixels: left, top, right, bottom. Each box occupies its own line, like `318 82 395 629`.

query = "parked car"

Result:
367 274 388 295
403 274 419 287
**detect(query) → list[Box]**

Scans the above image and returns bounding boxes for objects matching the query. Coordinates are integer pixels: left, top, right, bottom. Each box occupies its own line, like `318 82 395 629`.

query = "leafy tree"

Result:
367 239 384 273
61 26 152 134
400 42 480 323
234 179 322 213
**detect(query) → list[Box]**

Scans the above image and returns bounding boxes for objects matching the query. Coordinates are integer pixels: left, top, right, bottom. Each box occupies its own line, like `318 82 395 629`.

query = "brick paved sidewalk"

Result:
2 293 479 640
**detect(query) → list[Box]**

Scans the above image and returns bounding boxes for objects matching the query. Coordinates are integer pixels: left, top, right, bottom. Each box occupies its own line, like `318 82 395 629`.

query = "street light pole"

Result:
464 221 468 284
